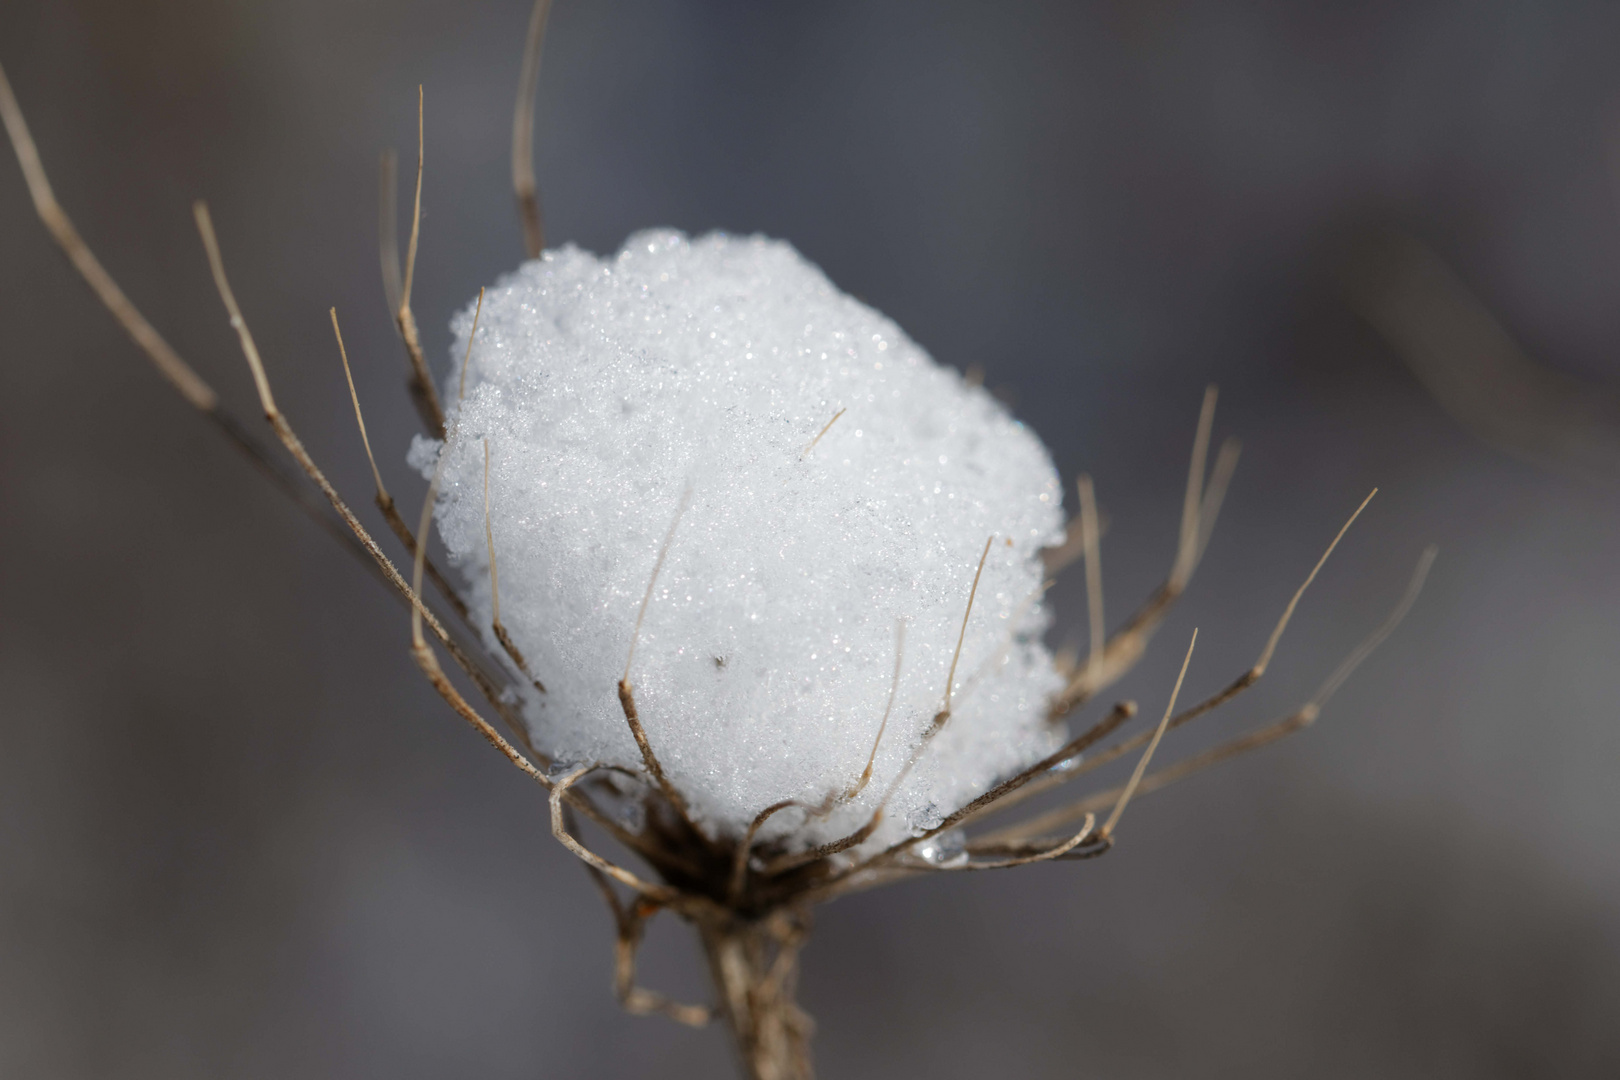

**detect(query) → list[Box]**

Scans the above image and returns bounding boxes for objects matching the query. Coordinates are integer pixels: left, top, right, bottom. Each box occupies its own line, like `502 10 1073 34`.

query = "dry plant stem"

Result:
1100 629 1196 840
512 0 553 258
1175 387 1219 582
0 62 211 408
972 485 1377 832
857 692 1154 879
399 405 669 873
941 814 1097 870
1073 487 1377 780
800 407 846 458
897 699 1137 847
194 204 536 762
1077 473 1105 676
803 692 1157 896
942 535 996 717
1048 387 1231 719
0 61 387 578
331 307 472 624
5 63 519 744
395 86 446 438
700 912 815 1080
972 546 1435 849
618 488 713 842
579 860 715 1027
550 767 686 904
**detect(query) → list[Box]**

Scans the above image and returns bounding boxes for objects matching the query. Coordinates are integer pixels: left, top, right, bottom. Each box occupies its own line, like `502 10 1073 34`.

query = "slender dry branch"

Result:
618 486 712 840
0 61 392 577
552 766 684 904
926 814 1097 872
395 86 446 437
849 699 1138 880
843 618 905 804
972 546 1434 850
331 307 471 624
193 203 440 640
193 206 539 774
1173 387 1218 583
6 67 532 762
512 0 554 258
927 700 1136 836
581 862 714 1027
800 408 846 459
1099 629 1196 840
1071 488 1377 780
942 535 995 718
1077 473 1104 677
1 63 212 408
1048 387 1227 719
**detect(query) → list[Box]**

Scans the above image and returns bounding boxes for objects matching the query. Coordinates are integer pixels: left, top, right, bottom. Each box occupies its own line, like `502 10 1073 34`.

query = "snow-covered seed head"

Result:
415 229 1067 855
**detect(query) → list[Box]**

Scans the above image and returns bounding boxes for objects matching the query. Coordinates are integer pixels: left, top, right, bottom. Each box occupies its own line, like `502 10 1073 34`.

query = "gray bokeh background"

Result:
3 2 1618 1076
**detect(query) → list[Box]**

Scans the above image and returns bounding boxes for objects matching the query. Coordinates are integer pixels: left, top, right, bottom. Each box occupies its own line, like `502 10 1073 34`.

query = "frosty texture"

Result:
416 230 1066 848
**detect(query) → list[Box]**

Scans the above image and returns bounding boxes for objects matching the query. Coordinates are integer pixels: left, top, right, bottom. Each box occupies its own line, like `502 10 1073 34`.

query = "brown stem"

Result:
699 912 816 1080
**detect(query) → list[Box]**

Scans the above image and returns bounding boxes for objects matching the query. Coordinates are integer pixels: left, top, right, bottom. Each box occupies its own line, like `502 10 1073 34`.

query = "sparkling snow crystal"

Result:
415 230 1068 849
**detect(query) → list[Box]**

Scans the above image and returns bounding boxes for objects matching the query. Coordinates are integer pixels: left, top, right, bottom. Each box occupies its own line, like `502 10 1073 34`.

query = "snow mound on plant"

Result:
415 229 1067 849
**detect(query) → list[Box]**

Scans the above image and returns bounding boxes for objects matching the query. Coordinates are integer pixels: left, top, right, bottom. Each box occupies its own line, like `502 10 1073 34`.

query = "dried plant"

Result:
0 10 1434 1077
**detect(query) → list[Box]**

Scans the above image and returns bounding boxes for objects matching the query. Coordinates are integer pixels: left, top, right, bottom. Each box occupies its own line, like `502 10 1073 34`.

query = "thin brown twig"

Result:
858 700 1137 874
0 62 392 577
394 385 680 876
923 814 1097 872
1100 628 1196 839
935 700 1135 831
330 308 472 624
595 880 715 1026
1195 437 1242 559
972 547 1434 849
396 86 445 437
10 66 518 749
1173 387 1218 584
512 0 554 258
1042 488 1378 783
193 202 431 625
800 408 846 459
1 63 213 409
1077 473 1104 678
843 617 906 804
1047 388 1225 719
551 766 684 904
618 486 710 839
193 206 538 773
943 535 995 718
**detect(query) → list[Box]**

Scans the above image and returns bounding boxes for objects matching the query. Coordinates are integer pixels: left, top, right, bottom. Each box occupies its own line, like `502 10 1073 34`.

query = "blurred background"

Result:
3 2 1618 1076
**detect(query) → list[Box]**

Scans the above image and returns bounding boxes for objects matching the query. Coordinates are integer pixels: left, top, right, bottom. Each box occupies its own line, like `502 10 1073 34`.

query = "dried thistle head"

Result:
0 6 1436 1076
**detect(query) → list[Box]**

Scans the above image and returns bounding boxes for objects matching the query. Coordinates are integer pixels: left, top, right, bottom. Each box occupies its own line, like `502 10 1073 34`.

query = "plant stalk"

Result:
699 911 815 1080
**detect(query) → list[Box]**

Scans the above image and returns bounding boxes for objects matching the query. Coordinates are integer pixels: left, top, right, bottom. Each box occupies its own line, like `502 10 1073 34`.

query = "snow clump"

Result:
412 229 1068 851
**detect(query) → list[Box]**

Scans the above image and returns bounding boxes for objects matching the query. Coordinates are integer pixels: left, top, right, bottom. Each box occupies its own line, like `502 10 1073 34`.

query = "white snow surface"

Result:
415 229 1067 849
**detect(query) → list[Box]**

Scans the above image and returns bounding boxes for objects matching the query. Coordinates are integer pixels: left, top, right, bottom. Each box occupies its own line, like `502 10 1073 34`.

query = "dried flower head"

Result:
0 6 1435 1076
